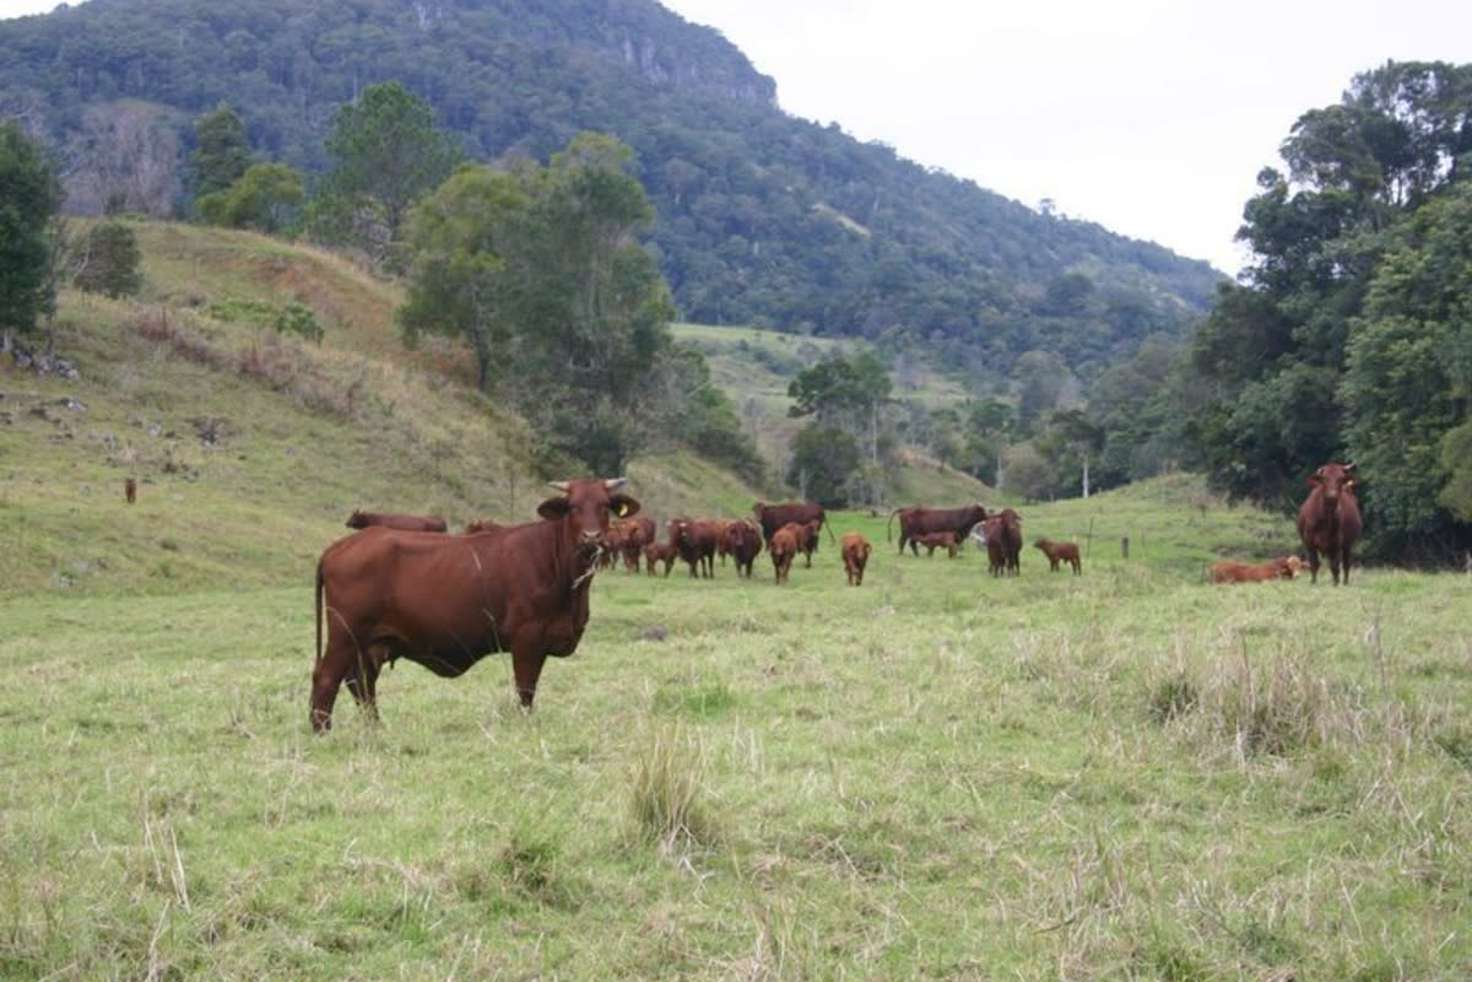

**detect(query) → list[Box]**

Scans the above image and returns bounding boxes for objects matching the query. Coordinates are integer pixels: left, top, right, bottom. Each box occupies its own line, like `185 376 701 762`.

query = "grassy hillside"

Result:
670 321 990 504
3 475 1469 977
0 222 764 598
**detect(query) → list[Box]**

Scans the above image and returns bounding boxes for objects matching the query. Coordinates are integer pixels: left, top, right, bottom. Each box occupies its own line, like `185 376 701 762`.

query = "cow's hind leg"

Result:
310 633 358 733
1305 547 1321 584
344 642 389 723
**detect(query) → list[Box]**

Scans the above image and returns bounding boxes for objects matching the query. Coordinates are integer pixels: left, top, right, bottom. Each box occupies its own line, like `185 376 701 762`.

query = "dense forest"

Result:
1184 61 1472 558
0 0 1220 382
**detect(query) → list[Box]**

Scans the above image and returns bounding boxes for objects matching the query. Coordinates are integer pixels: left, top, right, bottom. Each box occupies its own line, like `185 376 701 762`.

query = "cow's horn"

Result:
548 481 571 494
1344 461 1357 471
604 477 628 492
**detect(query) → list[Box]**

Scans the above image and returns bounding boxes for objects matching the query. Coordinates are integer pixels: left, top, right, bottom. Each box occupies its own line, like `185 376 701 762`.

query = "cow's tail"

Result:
886 508 903 543
314 558 325 664
823 514 837 544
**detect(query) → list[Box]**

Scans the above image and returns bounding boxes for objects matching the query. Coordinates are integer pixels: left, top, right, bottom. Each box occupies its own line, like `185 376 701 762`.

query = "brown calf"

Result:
1034 537 1081 574
643 541 677 577
841 532 871 586
915 530 959 558
770 524 800 584
1208 556 1304 584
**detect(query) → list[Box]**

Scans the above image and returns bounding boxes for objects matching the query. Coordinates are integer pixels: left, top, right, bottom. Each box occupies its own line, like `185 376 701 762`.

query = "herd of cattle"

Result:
305 461 1363 731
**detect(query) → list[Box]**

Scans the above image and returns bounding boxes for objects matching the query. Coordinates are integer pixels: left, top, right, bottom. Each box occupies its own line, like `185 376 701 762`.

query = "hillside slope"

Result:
0 0 1222 379
0 222 762 599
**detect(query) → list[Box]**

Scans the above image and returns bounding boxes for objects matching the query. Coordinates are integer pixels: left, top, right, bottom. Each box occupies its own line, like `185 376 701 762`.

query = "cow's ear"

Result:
537 496 572 520
1307 474 1321 487
609 493 641 518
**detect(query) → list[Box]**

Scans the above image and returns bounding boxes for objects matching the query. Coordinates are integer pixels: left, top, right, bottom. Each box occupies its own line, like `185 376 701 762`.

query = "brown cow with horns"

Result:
1297 462 1363 585
311 478 639 731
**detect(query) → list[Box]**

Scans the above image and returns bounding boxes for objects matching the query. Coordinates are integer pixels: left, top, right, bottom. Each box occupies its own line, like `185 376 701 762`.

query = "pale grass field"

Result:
3 489 1470 979
2 225 1468 978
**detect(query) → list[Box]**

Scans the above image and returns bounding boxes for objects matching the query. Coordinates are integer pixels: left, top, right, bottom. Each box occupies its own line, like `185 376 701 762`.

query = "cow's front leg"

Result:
1305 547 1321 584
512 640 547 710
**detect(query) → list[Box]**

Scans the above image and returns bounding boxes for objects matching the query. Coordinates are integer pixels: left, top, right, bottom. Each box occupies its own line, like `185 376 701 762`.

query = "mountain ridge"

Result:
0 0 1223 380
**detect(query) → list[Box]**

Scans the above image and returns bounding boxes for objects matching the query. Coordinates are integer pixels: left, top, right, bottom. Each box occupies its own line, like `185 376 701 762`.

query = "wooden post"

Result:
1085 517 1095 558
1121 536 1130 560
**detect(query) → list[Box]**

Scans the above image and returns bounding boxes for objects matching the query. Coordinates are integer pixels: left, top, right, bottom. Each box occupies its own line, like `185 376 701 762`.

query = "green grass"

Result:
3 478 1470 977
4 225 1469 977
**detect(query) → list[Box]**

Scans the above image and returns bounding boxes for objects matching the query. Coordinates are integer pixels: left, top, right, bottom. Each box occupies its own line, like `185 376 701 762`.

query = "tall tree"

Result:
315 82 461 266
398 133 684 474
0 122 62 351
191 105 251 199
198 162 305 234
400 165 528 390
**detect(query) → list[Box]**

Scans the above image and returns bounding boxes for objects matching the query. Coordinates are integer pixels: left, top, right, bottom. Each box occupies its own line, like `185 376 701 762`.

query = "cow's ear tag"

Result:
617 502 631 517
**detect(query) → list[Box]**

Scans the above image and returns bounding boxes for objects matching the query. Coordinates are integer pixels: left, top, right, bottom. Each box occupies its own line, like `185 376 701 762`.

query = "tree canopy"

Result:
0 121 62 344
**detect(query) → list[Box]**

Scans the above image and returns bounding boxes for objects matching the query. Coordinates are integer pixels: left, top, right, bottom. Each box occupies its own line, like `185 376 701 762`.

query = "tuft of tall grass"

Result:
628 723 717 850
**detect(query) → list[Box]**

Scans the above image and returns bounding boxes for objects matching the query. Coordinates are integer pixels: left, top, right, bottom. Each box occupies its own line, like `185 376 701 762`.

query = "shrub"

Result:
273 302 324 344
73 221 142 298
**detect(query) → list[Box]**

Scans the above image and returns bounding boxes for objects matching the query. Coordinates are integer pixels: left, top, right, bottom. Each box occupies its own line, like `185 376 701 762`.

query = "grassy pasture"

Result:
3 478 1470 979
668 322 988 506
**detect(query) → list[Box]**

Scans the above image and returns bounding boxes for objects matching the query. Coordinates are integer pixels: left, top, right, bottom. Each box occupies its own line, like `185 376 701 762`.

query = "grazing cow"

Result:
124 477 137 504
769 524 800 584
722 520 763 578
916 530 959 558
753 501 835 548
463 519 502 534
311 478 640 731
668 517 720 579
886 504 988 556
346 510 448 533
644 541 677 577
981 509 1023 576
1298 462 1363 585
841 532 871 586
1209 556 1303 584
1034 537 1081 574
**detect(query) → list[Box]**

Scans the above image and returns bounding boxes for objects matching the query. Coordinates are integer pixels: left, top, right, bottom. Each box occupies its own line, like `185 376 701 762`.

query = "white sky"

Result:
6 0 1470 274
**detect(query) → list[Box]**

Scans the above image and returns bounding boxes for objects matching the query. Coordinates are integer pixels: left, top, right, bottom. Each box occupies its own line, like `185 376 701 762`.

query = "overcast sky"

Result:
5 0 1470 274
659 0 1472 276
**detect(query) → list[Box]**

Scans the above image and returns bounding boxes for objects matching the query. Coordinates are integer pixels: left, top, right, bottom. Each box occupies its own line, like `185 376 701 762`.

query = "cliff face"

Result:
615 29 776 106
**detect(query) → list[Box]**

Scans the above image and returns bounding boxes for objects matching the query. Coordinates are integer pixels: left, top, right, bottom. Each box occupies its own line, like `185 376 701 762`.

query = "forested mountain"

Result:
0 0 1220 380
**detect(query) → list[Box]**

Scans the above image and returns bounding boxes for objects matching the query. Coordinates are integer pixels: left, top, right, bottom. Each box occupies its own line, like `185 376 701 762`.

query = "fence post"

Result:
1121 536 1130 560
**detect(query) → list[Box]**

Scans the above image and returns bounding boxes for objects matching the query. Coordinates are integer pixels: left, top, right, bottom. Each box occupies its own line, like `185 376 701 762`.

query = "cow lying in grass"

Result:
1208 556 1305 584
346 510 448 532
